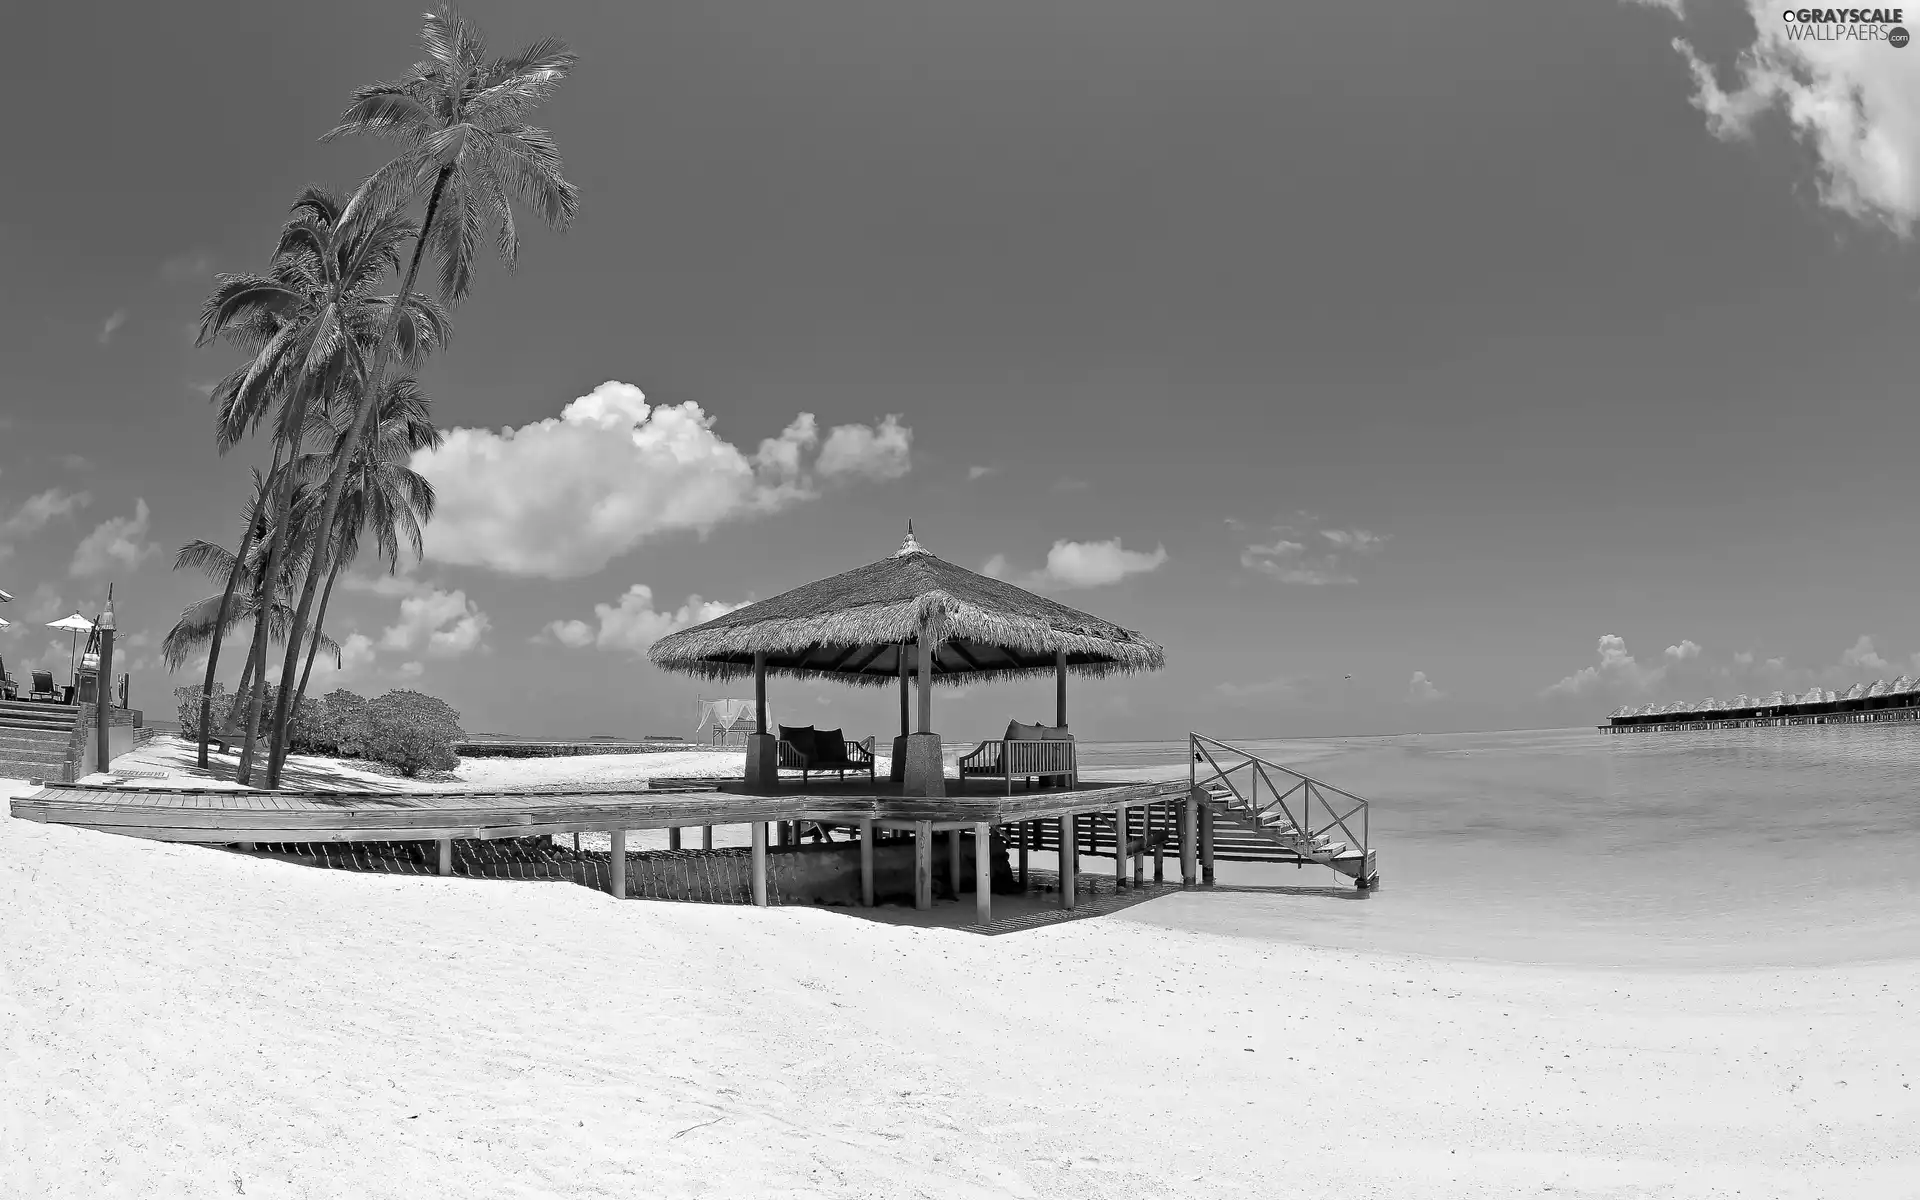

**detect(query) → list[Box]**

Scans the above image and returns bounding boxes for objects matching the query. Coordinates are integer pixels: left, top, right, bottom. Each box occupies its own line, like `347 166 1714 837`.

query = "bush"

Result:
174 684 228 741
357 689 464 776
314 689 369 756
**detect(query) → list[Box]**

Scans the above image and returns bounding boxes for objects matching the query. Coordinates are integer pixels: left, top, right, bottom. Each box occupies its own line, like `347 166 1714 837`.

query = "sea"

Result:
1074 726 1920 972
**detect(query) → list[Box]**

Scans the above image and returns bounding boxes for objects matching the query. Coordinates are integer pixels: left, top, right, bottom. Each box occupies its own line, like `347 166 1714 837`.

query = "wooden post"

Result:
750 822 768 906
95 596 116 774
1133 808 1146 887
914 820 933 910
572 831 580 853
668 827 682 851
1113 807 1127 889
702 825 713 850
1059 814 1077 910
1017 819 1030 888
1055 648 1067 728
1200 805 1216 886
754 651 768 734
437 837 452 877
916 626 933 734
898 643 909 737
974 822 992 924
1180 794 1198 888
859 818 875 907
1153 802 1165 883
947 827 961 900
609 829 627 898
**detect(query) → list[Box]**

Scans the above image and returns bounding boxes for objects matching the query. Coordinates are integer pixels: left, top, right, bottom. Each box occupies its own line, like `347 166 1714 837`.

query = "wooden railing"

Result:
1189 733 1370 864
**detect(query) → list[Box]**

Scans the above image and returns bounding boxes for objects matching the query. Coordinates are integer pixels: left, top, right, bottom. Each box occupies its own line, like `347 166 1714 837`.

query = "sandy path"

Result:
3 776 1917 1197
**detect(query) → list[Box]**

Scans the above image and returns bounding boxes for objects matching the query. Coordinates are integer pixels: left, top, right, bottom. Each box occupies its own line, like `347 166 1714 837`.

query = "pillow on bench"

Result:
779 725 817 759
812 727 849 763
1040 724 1072 741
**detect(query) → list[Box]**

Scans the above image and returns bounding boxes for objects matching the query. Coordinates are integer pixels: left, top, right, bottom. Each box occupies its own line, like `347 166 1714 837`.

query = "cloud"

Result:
1406 671 1445 703
540 584 748 657
159 250 214 283
2 488 92 538
1237 516 1381 585
816 416 912 480
98 310 128 344
1841 634 1890 672
378 586 490 657
1636 2 1920 232
967 465 997 481
984 538 1168 589
59 455 94 472
1734 651 1755 666
70 499 159 576
1542 634 1667 698
1665 639 1702 661
412 381 914 578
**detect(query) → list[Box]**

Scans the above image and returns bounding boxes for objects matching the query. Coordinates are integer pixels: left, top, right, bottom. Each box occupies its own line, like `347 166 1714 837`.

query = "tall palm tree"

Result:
200 188 447 782
286 377 442 727
190 460 276 767
266 5 578 786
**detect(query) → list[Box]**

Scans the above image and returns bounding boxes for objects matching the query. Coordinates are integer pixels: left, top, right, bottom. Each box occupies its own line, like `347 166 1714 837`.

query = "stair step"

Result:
0 741 69 759
0 720 80 734
0 761 72 783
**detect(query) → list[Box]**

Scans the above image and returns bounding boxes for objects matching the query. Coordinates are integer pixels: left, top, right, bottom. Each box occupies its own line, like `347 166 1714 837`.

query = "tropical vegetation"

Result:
159 5 577 787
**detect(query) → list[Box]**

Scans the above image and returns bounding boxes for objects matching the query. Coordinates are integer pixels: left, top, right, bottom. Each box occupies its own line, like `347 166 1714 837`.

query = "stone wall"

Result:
67 704 145 772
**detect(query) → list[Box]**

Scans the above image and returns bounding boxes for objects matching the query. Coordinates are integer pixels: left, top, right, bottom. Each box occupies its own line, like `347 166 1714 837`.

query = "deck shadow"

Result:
823 871 1188 935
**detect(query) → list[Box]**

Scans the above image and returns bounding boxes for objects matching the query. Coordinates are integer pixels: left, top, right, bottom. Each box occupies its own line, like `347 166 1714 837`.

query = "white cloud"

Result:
1320 529 1387 554
1665 639 1702 661
159 250 214 283
1637 2 1920 232
1406 671 1445 703
1841 634 1890 672
816 415 912 480
413 381 914 578
2 489 91 538
1734 651 1755 666
1542 634 1667 698
967 465 997 481
378 586 490 657
985 538 1168 590
540 585 747 657
1238 515 1382 585
1241 540 1354 586
396 660 424 680
70 499 159 577
98 310 128 344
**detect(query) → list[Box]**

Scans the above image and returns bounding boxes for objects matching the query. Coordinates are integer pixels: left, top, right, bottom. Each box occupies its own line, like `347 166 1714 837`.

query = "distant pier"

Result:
1602 689 1920 733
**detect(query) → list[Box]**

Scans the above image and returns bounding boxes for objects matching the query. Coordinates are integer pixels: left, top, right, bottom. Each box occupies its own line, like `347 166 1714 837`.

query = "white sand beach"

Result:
4 743 1918 1198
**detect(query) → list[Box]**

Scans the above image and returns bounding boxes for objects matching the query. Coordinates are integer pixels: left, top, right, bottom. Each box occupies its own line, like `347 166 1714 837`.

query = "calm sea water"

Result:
1074 726 1920 970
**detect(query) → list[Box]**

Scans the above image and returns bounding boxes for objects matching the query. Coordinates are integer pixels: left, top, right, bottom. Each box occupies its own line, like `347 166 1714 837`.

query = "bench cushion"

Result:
1040 724 1072 741
779 725 816 759
812 727 848 763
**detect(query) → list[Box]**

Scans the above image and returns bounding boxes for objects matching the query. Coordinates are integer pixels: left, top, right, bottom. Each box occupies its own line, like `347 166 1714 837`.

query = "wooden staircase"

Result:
1191 733 1379 889
0 699 81 784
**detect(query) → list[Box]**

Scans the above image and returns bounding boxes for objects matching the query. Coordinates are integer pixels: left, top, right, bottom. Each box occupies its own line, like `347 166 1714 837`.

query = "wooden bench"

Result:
958 725 1077 794
776 725 877 784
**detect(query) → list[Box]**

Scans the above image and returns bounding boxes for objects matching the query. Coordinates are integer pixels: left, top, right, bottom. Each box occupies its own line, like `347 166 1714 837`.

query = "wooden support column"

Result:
1017 820 1030 888
947 828 962 900
668 827 682 851
1059 814 1077 910
916 629 933 734
1133 809 1146 887
609 829 627 898
437 837 452 877
572 832 581 853
702 825 713 850
859 818 875 907
1153 802 1165 883
1055 648 1067 728
899 643 910 737
754 651 768 733
1200 805 1216 886
1113 807 1128 889
750 822 768 906
974 823 992 924
1180 793 1199 888
914 820 933 910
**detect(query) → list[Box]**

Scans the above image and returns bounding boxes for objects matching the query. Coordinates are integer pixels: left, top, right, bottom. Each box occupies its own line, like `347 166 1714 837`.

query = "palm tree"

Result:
265 5 578 786
285 377 442 727
200 188 447 782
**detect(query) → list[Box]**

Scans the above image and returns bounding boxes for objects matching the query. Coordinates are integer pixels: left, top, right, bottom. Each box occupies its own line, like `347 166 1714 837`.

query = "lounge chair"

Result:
28 671 57 702
777 725 877 784
958 721 1077 793
0 656 16 701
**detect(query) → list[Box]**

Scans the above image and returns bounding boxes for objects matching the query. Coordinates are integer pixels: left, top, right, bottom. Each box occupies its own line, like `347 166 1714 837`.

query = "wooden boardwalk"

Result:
9 776 1197 926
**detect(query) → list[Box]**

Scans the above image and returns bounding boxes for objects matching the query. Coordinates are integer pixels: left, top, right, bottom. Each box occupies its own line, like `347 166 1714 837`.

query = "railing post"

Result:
1180 790 1198 888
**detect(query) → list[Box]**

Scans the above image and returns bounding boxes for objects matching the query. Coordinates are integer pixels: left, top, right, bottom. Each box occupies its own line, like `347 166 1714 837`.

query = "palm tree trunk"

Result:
197 447 282 767
289 556 344 753
266 163 453 788
217 635 260 754
239 390 318 784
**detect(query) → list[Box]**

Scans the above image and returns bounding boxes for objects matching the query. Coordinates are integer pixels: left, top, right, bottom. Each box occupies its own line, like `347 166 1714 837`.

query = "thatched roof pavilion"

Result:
649 526 1165 794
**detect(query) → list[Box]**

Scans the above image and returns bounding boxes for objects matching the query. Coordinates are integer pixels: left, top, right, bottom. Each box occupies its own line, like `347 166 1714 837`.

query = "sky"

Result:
4 0 1920 741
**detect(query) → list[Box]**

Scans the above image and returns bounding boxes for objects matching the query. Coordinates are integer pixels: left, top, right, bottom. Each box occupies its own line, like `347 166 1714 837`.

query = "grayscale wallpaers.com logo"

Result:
1782 7 1910 43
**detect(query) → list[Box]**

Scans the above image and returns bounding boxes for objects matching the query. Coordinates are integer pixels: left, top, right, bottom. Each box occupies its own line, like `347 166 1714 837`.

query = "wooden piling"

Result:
609 829 626 898
750 823 767 906
1180 794 1198 888
974 823 992 924
1017 819 1030 888
947 827 962 900
1060 814 1077 910
702 825 713 850
915 820 933 910
669 827 682 851
1200 805 1215 886
436 837 452 877
1153 802 1165 883
1113 807 1127 889
859 818 875 907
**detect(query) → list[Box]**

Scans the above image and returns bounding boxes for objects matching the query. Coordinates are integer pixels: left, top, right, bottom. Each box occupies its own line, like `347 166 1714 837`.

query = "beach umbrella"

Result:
649 525 1164 793
0 615 9 628
46 612 94 686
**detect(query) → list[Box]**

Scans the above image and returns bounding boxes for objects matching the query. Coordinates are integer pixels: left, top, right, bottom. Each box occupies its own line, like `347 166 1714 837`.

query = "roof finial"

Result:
894 521 928 557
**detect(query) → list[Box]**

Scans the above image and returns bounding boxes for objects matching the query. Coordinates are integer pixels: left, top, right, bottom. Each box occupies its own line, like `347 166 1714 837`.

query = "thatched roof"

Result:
648 528 1165 686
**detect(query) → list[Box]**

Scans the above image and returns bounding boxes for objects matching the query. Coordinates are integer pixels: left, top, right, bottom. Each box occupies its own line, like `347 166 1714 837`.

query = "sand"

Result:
3 746 1918 1197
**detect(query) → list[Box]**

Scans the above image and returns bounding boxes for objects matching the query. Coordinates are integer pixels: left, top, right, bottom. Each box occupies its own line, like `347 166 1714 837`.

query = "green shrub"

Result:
358 689 464 776
174 683 231 740
318 689 369 756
